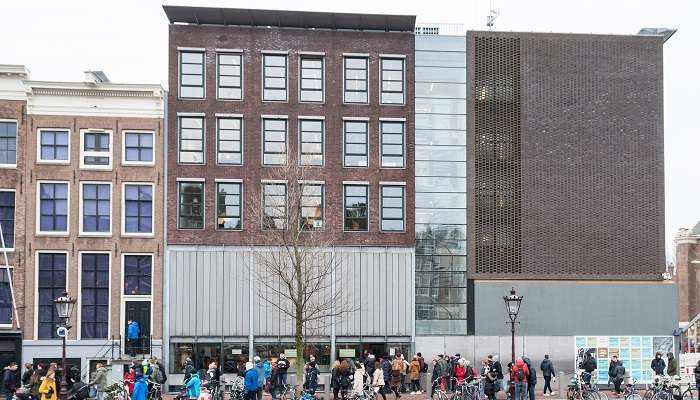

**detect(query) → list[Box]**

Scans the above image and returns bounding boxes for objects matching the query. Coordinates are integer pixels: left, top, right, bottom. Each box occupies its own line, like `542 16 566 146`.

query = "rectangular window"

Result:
179 51 205 99
300 184 323 230
81 183 111 234
344 57 368 104
262 183 286 230
262 54 287 101
37 253 67 339
299 56 324 102
123 131 154 165
299 119 323 166
262 118 287 166
38 129 70 163
381 185 405 232
217 118 242 165
38 182 69 233
344 185 368 232
380 58 405 104
178 182 204 229
81 131 112 169
381 121 405 168
0 268 12 325
217 53 242 100
124 255 152 295
123 184 153 234
343 120 368 167
0 121 17 166
0 192 14 249
179 116 204 164
80 253 109 339
216 183 242 230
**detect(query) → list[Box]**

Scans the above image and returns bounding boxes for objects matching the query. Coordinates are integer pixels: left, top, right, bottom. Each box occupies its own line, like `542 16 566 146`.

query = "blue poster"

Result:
631 336 641 347
642 337 652 347
609 337 620 347
576 337 586 347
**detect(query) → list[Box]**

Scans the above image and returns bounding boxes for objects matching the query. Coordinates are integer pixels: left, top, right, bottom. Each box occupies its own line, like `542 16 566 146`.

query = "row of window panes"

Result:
178 116 405 168
37 182 153 235
177 181 405 233
35 252 152 338
179 51 406 105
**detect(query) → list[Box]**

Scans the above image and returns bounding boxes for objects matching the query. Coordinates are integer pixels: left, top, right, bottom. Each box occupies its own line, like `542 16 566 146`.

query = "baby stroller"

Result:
68 381 92 400
12 385 32 400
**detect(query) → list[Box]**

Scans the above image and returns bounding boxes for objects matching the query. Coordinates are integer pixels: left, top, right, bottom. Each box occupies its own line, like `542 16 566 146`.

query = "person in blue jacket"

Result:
132 370 149 400
127 320 140 356
244 362 259 400
185 372 201 400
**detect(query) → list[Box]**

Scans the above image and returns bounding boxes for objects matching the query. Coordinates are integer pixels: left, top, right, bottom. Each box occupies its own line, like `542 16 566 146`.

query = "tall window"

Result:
380 121 405 168
39 129 69 162
380 58 405 104
344 185 368 232
380 185 405 232
124 255 152 295
262 54 287 101
123 184 152 234
0 192 14 249
217 53 242 100
299 56 324 102
37 253 66 339
262 183 286 230
217 183 242 230
81 131 111 168
343 120 368 167
81 184 111 234
179 116 204 164
80 253 109 339
300 184 323 230
179 51 205 99
0 121 17 166
178 182 204 229
217 118 242 165
124 132 154 165
0 269 12 325
344 57 368 104
39 182 69 233
299 119 323 166
262 118 287 166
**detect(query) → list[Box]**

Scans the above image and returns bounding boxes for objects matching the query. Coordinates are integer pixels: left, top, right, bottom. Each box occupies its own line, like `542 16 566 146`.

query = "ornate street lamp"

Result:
54 291 76 400
503 287 524 363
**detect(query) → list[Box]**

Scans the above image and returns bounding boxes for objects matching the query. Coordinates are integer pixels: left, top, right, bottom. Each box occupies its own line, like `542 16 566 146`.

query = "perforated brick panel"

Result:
467 31 665 280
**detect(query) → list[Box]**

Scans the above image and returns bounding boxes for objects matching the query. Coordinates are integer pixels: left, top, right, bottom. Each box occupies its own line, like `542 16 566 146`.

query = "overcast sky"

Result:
2 0 698 259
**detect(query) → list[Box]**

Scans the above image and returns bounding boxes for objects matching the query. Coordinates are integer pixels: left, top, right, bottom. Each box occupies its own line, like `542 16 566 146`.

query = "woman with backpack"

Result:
390 356 403 399
409 357 421 395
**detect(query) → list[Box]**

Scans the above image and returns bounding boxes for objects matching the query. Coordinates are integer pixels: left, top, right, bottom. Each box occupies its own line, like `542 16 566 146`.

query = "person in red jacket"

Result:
510 359 530 400
123 365 136 394
454 360 467 385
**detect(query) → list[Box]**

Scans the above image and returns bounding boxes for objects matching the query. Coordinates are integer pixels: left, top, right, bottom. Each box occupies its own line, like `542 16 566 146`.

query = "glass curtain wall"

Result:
414 35 468 335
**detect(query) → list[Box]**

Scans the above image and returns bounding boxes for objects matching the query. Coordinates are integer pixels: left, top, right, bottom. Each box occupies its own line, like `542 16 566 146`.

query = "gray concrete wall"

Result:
473 281 678 336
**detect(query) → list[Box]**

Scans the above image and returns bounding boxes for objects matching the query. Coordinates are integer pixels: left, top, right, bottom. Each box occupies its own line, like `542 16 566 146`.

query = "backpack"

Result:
516 366 525 382
420 361 428 374
154 366 165 384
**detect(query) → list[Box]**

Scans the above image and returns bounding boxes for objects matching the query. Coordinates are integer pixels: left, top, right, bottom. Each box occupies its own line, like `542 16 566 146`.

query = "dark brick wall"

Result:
167 24 415 246
467 31 665 280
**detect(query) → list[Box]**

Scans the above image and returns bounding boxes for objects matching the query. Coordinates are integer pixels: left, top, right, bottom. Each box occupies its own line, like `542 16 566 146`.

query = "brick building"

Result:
163 6 415 377
19 71 165 377
674 225 700 353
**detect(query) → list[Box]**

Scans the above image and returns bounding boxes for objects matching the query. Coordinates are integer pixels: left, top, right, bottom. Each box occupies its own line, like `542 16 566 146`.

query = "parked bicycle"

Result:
623 379 642 400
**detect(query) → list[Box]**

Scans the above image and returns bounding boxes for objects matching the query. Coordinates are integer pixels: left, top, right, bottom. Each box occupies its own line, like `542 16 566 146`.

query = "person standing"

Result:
2 363 18 400
89 363 108 400
523 358 536 400
185 369 201 400
340 359 352 400
21 363 33 387
416 353 426 394
437 355 449 392
306 362 320 395
182 357 196 381
330 361 341 400
489 355 504 393
38 372 57 400
276 354 289 387
244 363 258 400
373 361 388 400
391 355 403 398
580 354 597 384
610 359 625 397
650 352 666 376
510 358 529 400
253 357 265 400
127 319 141 357
540 355 555 397
409 357 421 394
124 365 136 395
693 361 700 397
132 369 149 400
352 362 365 397
454 360 466 385
666 353 677 377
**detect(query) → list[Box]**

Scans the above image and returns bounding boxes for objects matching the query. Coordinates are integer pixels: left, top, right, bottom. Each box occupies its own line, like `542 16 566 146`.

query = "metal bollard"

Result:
558 371 565 398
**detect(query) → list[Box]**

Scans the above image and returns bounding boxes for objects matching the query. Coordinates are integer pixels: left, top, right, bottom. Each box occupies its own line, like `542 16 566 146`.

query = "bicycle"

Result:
225 377 245 400
148 382 162 400
433 378 450 400
668 377 695 400
623 379 642 400
567 373 599 400
105 382 131 400
277 383 295 400
203 380 224 400
644 377 673 400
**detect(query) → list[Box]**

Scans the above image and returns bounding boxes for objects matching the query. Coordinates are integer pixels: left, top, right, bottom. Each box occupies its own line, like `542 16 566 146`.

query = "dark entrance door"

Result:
125 301 151 356
0 334 21 369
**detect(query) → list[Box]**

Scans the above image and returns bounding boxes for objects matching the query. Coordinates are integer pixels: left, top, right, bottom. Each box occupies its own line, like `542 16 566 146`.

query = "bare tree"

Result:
246 159 353 384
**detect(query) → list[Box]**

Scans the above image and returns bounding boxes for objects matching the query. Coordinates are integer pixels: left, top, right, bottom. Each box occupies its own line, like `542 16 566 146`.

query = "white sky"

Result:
2 0 698 259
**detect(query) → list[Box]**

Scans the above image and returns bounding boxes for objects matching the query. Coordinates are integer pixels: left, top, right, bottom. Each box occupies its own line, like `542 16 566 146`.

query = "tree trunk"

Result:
294 250 304 392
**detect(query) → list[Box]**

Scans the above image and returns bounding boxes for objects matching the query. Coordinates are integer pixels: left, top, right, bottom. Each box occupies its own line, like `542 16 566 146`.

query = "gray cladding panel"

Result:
473 281 677 336
168 247 413 338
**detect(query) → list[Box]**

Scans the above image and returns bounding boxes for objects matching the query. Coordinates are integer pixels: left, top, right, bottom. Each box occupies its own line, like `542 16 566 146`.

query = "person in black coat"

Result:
2 363 18 400
21 364 33 387
650 353 666 376
523 358 537 400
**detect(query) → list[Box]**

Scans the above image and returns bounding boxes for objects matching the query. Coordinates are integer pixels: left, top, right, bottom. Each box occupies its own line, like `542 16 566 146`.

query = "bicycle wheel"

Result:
643 390 655 400
567 387 577 400
598 391 609 400
655 390 673 400
681 388 693 400
437 390 449 400
626 394 643 400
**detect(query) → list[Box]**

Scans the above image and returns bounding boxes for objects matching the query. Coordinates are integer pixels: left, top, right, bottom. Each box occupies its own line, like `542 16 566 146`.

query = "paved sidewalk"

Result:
161 391 588 400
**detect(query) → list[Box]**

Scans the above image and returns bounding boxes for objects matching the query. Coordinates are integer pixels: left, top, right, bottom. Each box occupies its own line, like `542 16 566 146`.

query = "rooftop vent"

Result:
84 71 111 84
637 28 677 43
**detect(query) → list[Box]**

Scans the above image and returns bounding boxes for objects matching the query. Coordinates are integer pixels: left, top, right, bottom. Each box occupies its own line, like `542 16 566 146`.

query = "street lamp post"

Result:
503 287 524 364
53 291 76 400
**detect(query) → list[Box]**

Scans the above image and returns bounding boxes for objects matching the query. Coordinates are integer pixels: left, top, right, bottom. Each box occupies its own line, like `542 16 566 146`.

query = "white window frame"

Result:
215 181 243 231
77 251 111 340
261 51 289 103
34 250 70 340
177 114 206 165
379 182 407 233
122 130 155 167
215 115 244 166
261 115 289 167
379 118 407 169
79 129 113 170
0 265 14 328
176 178 206 230
78 181 113 237
216 51 243 101
121 182 155 237
37 128 71 165
298 116 325 167
121 253 154 299
0 189 16 252
342 54 370 105
342 117 370 169
36 180 70 236
0 119 17 169
379 55 407 106
178 49 206 100
298 53 325 104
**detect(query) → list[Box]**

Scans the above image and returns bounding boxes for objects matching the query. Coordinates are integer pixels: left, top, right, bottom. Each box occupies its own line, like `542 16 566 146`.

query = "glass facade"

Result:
414 35 467 335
